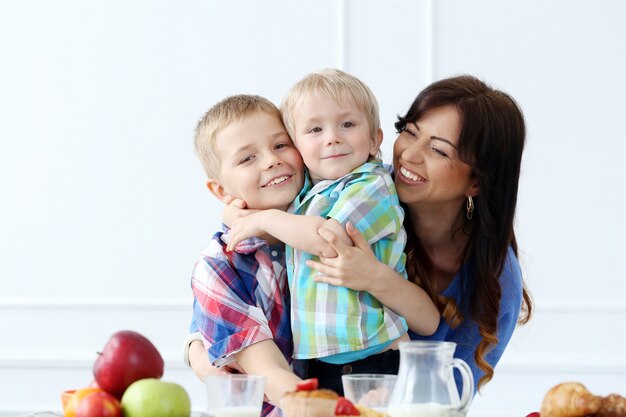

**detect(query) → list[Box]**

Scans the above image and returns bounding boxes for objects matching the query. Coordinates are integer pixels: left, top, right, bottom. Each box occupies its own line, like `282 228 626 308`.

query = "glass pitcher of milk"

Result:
388 341 474 417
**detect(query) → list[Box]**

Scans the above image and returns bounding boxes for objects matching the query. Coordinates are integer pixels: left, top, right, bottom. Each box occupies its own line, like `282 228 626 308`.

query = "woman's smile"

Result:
398 165 426 183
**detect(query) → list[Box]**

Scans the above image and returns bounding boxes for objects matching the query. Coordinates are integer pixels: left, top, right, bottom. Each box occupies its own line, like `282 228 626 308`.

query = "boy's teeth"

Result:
265 176 289 187
400 166 424 182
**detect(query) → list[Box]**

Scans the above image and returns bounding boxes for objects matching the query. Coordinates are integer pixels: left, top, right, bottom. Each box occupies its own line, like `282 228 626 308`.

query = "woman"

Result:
307 75 533 390
186 75 532 392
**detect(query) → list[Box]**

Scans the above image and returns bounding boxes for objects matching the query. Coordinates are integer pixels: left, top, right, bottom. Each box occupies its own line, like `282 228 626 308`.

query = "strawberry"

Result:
295 378 319 391
335 397 360 416
525 413 540 417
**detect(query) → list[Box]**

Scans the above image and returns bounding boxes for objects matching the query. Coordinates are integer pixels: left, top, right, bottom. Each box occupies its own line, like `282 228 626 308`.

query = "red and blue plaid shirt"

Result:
191 227 292 417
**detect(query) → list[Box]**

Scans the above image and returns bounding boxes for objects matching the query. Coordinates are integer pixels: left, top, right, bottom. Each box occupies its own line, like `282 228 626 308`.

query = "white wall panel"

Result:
2 0 625 416
344 0 433 160
196 1 344 103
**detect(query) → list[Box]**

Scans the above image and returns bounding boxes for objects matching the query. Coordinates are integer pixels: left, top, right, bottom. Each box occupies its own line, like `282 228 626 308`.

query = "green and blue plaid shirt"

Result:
287 161 408 360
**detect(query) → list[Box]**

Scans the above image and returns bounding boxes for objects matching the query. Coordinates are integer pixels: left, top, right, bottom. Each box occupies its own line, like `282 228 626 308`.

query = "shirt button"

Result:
342 364 353 374
271 250 278 257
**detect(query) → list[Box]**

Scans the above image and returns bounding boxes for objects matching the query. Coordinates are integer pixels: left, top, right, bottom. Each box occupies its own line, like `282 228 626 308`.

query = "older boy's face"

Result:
292 95 379 183
214 112 304 210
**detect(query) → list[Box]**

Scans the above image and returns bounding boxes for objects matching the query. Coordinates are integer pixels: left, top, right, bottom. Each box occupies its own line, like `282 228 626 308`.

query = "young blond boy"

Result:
188 95 306 414
226 69 439 393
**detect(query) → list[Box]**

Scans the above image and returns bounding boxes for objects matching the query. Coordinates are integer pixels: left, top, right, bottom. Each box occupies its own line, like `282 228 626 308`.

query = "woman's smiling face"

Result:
393 104 477 209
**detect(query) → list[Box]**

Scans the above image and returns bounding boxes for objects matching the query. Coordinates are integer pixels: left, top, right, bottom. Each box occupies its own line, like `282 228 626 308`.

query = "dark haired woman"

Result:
307 75 533 391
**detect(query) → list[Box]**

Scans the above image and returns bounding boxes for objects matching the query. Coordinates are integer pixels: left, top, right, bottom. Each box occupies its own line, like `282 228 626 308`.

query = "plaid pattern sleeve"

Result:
288 161 408 359
325 162 407 276
191 229 292 367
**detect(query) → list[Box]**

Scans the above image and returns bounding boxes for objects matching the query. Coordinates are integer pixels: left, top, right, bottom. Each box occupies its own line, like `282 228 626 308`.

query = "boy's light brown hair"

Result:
194 94 282 179
280 68 381 141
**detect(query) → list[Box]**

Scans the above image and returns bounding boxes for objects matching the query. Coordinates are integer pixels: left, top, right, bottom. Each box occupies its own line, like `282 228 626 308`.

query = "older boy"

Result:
189 95 306 413
226 69 439 394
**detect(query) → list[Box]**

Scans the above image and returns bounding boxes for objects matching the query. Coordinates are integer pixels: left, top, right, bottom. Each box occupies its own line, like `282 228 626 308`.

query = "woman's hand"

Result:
306 222 385 292
309 223 441 337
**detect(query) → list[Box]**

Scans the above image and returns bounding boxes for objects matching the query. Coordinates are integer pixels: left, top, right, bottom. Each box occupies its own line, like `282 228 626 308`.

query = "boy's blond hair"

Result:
280 68 381 141
194 95 282 179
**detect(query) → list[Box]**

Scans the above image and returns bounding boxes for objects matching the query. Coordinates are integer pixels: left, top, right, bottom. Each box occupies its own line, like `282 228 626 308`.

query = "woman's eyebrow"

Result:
431 136 458 149
414 123 459 149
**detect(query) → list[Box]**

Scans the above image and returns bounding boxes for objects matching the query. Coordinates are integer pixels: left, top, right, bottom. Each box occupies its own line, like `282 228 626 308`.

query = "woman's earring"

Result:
466 196 474 220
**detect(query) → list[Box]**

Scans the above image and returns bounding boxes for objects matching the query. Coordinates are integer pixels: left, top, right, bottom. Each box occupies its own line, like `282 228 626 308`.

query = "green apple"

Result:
121 378 191 417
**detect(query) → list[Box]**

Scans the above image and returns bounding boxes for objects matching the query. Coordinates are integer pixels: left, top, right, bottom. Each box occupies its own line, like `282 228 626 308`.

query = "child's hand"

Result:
222 198 259 228
221 195 245 207
215 362 272 402
316 219 349 258
306 222 381 292
226 213 265 251
221 361 245 374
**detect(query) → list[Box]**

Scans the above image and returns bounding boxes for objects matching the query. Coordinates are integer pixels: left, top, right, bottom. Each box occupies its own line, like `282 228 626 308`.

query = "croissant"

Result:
540 382 601 417
597 393 626 417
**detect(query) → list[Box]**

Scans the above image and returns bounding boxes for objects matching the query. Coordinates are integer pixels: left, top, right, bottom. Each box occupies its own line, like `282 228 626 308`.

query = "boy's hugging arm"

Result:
227 209 351 256
191 253 300 403
235 339 301 403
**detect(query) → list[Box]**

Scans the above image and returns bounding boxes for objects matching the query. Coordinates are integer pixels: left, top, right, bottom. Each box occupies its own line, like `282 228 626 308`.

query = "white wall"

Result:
1 1 625 416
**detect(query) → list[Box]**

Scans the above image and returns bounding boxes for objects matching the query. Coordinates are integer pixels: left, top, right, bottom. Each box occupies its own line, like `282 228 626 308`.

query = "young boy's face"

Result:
208 111 304 211
291 94 381 183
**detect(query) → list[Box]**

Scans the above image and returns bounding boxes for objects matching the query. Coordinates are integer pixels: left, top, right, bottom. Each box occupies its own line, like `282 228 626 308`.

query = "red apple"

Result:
93 330 164 398
76 391 122 417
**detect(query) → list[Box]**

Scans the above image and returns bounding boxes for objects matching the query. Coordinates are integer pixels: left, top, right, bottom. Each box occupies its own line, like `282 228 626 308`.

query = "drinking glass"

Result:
342 374 398 412
205 374 266 417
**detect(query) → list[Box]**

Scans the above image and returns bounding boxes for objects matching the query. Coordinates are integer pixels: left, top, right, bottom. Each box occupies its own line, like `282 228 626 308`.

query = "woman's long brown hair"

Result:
396 75 533 390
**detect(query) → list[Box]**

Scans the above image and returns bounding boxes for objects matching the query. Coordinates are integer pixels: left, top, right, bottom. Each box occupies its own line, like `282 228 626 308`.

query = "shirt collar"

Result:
297 160 384 201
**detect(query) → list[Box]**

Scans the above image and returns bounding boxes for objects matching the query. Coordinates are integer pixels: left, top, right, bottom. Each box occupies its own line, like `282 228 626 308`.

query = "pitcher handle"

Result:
451 358 474 416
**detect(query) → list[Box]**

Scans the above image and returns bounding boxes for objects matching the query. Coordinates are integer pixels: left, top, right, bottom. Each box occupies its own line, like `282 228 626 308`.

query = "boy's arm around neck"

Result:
227 209 351 256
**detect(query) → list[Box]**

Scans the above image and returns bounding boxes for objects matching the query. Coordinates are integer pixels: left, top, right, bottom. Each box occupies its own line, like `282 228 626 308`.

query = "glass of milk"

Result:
342 374 397 412
205 374 266 417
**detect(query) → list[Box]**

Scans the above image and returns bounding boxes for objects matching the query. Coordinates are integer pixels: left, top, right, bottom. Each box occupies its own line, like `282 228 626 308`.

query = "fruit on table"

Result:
93 330 164 398
88 379 102 388
121 378 191 417
64 387 105 417
296 378 319 391
75 391 121 417
61 390 77 411
335 397 360 416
